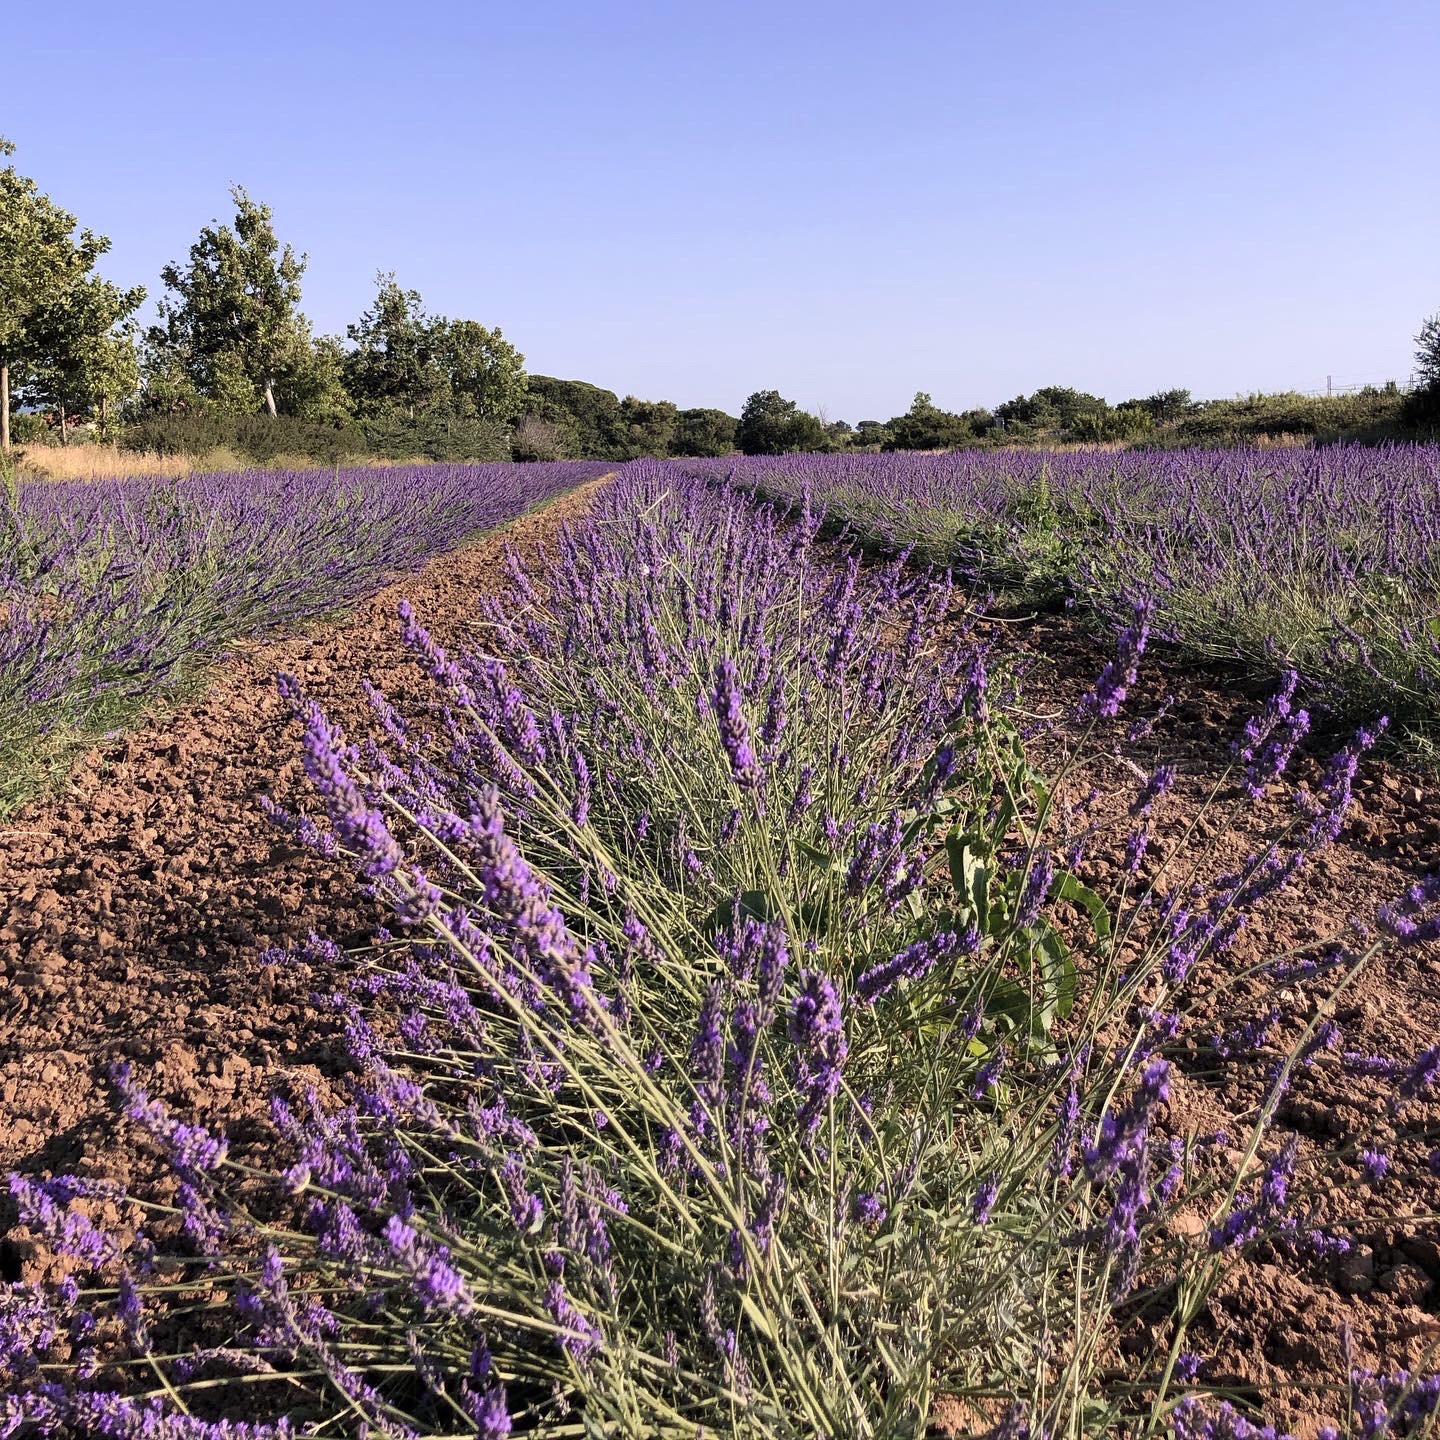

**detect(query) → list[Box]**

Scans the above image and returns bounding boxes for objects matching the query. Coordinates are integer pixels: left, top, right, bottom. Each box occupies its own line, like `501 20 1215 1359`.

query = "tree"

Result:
1115 388 1193 426
511 398 580 461
672 407 738 457
25 275 145 440
280 332 353 424
146 187 310 417
882 392 974 451
343 275 447 419
736 390 826 455
615 396 679 458
852 420 893 450
525 377 626 458
0 136 138 450
438 319 527 425
1416 312 1440 391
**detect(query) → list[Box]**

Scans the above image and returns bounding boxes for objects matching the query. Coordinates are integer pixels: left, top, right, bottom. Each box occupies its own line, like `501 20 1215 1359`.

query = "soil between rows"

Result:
986 611 1440 1434
0 482 603 1219
0 484 1437 1434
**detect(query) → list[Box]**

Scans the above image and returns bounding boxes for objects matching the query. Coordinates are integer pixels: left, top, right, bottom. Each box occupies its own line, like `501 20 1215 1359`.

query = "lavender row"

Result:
674 445 1440 735
7 462 1439 1435
0 460 608 812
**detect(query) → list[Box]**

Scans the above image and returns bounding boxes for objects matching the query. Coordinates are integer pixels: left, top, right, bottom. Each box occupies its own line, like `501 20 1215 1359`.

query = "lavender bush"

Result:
684 446 1440 742
0 461 607 812
5 464 1439 1437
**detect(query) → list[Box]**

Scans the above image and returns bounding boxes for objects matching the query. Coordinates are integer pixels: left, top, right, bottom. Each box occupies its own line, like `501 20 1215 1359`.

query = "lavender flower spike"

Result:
711 656 762 788
789 970 848 1138
1079 601 1151 719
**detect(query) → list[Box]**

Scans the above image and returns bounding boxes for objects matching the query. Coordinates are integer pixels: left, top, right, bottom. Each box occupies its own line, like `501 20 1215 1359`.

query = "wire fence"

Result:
1197 375 1421 402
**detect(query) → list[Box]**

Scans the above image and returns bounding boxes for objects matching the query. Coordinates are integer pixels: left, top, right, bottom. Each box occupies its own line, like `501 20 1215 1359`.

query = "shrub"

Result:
119 410 512 466
9 412 52 445
359 409 510 463
1173 389 1407 446
120 411 369 464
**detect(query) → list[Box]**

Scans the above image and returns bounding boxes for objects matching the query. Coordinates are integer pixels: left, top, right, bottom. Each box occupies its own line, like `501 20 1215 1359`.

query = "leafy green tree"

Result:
526 377 626 458
1109 399 1156 440
1135 387 1193 423
342 274 446 419
280 332 354 424
736 390 826 455
852 419 892 450
615 396 679 458
672 407 738 457
438 318 528 425
511 397 581 461
882 392 974 451
0 137 139 450
146 187 311 417
25 275 145 440
1416 312 1440 391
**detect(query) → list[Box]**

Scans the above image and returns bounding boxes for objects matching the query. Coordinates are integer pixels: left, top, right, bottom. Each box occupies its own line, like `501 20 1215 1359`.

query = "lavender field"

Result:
0 461 608 812
5 454 1440 1438
691 446 1440 742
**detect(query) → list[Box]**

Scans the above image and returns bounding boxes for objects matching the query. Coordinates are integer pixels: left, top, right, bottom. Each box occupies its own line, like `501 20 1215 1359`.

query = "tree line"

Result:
3 136 1437 460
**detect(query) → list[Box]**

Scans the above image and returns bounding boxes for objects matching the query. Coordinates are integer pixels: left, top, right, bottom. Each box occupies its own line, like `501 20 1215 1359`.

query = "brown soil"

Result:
2 491 1438 1434
986 611 1440 1435
0 483 603 1239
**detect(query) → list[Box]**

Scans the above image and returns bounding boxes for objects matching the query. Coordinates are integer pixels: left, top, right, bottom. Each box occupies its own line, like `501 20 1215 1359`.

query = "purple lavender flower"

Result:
462 1378 513 1438
500 1152 544 1234
1395 1042 1440 1107
1210 1008 1280 1059
1358 1149 1389 1182
853 1191 887 1227
110 1064 228 1175
381 1216 470 1313
1129 763 1177 817
789 971 848 1138
117 1272 149 1352
690 982 727 1108
972 1173 999 1225
1378 874 1440 946
1079 601 1151 719
1235 670 1309 798
971 1046 1007 1101
1083 1059 1169 1183
6 1176 118 1267
544 1280 603 1365
711 657 762 788
856 927 978 1004
1013 850 1055 930
1211 1137 1298 1249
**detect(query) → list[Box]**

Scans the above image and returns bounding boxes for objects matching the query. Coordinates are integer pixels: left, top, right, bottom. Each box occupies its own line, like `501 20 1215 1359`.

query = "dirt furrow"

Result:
0 484 603 1211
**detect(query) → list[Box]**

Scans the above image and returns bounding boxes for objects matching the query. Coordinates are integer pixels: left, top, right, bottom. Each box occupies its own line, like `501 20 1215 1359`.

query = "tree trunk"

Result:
58 403 67 445
263 379 278 418
0 365 9 452
100 395 109 441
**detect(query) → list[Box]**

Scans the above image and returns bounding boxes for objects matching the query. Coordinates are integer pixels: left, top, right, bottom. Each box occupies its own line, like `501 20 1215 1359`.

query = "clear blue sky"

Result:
8 0 1438 419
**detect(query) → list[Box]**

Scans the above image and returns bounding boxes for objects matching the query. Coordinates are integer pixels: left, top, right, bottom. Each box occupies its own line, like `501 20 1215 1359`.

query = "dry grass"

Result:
13 441 207 482
11 442 431 484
